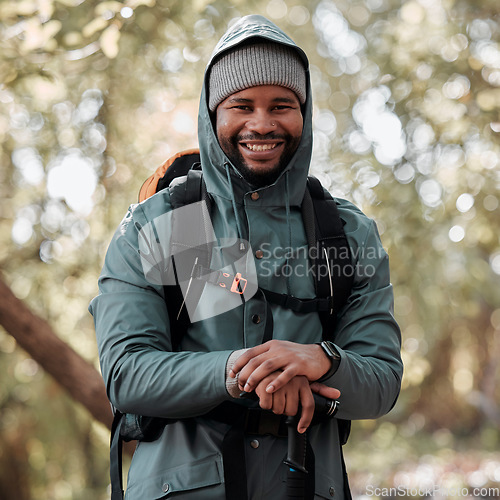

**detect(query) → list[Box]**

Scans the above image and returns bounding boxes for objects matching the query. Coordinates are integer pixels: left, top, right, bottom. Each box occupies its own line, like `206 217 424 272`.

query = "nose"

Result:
246 110 276 135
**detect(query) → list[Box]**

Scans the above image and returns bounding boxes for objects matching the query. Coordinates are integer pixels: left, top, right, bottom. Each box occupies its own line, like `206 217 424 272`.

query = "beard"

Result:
219 133 301 188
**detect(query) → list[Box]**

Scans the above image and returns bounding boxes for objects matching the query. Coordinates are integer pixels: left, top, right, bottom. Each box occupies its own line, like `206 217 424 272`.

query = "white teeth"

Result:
245 143 277 151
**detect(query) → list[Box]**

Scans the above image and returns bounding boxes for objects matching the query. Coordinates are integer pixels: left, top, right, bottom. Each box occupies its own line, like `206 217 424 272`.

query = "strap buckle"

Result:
218 272 247 294
230 273 247 294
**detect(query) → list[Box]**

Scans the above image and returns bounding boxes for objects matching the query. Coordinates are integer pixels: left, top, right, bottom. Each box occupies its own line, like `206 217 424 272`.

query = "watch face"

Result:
323 341 341 360
318 341 341 379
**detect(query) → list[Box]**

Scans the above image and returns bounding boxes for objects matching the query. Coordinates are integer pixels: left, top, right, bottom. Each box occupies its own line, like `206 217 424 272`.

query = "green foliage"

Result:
0 0 499 497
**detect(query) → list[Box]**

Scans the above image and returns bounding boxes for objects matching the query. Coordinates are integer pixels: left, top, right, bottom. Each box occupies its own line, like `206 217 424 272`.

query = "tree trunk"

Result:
0 274 112 429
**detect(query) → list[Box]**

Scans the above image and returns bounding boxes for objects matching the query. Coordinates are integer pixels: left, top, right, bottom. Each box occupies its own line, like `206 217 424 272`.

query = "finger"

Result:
297 386 315 434
254 374 277 410
230 340 288 377
310 382 341 401
264 368 297 394
236 353 271 389
229 344 269 376
240 358 282 392
256 386 272 410
283 391 299 418
271 390 286 415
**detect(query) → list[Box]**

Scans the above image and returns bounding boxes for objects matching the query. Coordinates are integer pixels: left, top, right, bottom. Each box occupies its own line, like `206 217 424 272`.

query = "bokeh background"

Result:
0 0 499 498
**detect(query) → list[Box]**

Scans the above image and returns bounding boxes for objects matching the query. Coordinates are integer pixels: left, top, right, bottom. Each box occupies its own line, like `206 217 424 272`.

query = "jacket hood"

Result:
198 15 313 207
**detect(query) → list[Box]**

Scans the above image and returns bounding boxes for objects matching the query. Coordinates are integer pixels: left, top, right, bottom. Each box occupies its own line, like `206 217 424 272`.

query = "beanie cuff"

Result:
209 42 306 111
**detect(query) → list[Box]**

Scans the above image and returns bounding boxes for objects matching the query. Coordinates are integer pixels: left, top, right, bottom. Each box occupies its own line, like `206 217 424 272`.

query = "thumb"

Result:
310 382 341 401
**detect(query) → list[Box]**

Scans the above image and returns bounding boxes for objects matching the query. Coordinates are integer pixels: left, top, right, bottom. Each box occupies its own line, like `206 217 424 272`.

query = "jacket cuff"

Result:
225 349 248 398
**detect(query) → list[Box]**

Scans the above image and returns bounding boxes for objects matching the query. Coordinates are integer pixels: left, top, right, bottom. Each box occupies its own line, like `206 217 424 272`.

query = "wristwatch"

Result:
317 341 341 380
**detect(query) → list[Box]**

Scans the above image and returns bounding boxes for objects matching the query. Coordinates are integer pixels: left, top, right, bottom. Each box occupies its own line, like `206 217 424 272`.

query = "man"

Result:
90 15 403 499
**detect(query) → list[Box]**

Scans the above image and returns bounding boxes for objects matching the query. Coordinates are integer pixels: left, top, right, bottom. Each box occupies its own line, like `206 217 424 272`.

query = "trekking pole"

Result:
284 414 310 499
283 394 339 499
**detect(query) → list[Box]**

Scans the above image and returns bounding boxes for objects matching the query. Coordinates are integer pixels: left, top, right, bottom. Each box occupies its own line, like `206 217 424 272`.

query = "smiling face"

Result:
215 85 303 187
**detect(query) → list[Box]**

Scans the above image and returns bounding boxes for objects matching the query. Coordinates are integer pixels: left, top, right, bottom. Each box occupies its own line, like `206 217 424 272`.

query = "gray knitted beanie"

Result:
208 42 307 112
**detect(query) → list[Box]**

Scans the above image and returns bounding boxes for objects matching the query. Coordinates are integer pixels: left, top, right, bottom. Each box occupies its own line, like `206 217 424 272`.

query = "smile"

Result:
244 143 279 152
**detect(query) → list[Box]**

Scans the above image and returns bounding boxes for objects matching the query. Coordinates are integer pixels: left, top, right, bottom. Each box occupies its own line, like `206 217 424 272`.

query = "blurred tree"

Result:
0 275 111 427
0 0 499 497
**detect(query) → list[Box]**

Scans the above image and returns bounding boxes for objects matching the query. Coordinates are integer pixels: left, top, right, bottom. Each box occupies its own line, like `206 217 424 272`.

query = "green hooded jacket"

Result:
90 15 403 499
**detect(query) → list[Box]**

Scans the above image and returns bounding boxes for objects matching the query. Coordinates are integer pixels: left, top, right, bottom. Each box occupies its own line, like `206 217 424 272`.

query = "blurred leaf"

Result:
82 17 109 39
100 24 121 58
95 1 124 16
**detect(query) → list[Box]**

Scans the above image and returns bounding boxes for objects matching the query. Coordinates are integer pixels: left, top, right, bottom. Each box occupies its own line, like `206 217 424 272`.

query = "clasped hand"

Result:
229 340 341 433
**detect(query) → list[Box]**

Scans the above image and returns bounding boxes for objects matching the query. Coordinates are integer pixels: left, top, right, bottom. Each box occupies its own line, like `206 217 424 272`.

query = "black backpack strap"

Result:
261 288 333 314
110 410 125 500
339 432 352 500
169 167 204 209
165 168 214 341
156 155 201 193
305 176 354 328
301 179 317 248
222 424 249 499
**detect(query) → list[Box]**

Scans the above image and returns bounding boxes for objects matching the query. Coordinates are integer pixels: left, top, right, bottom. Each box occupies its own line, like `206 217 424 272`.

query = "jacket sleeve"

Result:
322 216 403 421
89 203 232 418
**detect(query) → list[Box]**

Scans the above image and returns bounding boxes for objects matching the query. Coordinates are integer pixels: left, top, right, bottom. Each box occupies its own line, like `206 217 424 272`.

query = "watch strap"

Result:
317 341 341 380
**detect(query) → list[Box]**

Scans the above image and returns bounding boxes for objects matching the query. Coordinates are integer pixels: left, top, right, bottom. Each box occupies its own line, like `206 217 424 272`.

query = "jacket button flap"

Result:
154 454 223 498
125 453 223 499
